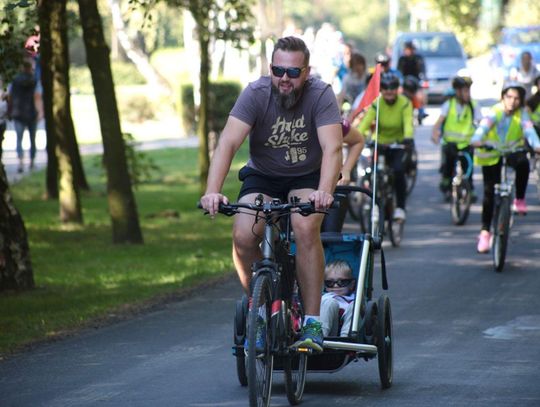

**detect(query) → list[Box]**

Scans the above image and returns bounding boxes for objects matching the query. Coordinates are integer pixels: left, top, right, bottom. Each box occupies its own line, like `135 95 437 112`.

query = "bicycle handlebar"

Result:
480 144 529 155
198 198 339 217
365 140 410 150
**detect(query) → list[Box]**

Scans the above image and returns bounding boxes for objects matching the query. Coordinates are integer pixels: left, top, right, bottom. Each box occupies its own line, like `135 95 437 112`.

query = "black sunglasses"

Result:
271 65 305 78
324 278 354 288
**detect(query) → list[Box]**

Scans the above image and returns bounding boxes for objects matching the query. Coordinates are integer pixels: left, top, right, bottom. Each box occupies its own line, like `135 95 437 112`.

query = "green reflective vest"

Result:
442 97 476 149
475 103 525 167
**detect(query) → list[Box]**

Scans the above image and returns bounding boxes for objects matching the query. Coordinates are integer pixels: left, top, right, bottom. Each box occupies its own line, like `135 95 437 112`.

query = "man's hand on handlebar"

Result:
200 192 229 218
309 190 334 211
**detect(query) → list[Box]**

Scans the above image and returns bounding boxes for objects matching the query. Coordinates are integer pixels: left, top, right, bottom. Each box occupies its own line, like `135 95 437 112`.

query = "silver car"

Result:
391 31 468 103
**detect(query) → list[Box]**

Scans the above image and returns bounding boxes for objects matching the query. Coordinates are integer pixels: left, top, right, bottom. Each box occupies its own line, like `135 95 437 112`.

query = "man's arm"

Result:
403 99 414 140
200 115 251 215
357 105 377 138
312 123 342 210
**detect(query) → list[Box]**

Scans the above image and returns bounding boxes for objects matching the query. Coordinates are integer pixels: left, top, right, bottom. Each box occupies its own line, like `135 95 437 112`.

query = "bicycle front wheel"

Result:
248 274 274 407
284 299 307 405
405 148 418 196
492 197 511 272
284 351 307 405
451 180 472 225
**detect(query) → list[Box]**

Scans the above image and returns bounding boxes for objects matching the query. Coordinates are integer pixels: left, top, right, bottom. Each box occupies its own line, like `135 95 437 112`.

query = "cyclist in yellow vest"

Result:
471 82 540 253
357 72 414 221
432 75 481 201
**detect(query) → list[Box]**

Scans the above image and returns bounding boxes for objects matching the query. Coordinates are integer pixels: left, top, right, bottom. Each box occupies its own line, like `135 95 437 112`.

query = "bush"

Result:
180 81 242 136
70 62 146 94
119 94 155 123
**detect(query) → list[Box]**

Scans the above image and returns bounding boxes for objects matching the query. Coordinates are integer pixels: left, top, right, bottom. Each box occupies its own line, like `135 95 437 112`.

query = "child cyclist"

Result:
471 82 540 253
431 75 482 201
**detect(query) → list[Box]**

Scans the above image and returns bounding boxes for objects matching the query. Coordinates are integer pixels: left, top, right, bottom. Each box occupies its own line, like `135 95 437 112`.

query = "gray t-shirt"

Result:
230 76 341 177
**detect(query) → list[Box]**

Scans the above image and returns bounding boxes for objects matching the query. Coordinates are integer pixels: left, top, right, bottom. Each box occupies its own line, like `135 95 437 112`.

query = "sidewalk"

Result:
2 129 199 185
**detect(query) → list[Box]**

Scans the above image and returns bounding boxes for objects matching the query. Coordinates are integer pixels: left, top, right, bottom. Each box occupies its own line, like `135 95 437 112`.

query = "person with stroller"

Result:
432 75 482 201
356 72 414 221
471 82 540 253
320 260 356 337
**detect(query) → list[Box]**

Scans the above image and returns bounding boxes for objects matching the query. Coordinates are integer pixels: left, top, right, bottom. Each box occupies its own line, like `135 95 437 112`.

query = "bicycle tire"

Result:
348 177 371 233
283 295 307 405
389 217 404 247
405 149 418 196
377 295 393 389
247 274 274 407
385 198 403 247
234 296 248 386
492 197 511 272
451 180 472 226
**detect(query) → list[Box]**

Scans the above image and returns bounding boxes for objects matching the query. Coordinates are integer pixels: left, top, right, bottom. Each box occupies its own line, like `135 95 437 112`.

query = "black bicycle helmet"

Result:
402 75 420 93
452 75 473 89
375 52 390 65
380 72 400 89
501 81 526 103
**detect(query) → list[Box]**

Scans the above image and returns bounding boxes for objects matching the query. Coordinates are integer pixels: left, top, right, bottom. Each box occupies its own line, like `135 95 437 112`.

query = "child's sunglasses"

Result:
271 65 305 78
324 278 354 288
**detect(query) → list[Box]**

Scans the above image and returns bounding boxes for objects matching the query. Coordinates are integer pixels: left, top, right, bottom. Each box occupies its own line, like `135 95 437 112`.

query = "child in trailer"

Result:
320 260 356 337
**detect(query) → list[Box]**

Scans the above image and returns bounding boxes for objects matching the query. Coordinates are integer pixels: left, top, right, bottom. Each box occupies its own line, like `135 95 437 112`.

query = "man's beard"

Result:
272 84 302 109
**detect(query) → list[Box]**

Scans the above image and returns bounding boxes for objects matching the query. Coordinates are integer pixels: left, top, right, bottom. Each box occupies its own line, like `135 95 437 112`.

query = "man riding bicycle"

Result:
200 36 343 353
356 72 414 221
471 82 540 253
432 75 481 201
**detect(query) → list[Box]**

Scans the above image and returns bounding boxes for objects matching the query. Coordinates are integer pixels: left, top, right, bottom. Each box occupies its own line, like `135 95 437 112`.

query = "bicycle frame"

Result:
495 153 514 201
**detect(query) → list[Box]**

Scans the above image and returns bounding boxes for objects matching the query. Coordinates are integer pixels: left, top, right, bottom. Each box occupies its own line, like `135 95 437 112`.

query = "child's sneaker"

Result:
292 318 324 353
477 230 491 254
512 198 527 215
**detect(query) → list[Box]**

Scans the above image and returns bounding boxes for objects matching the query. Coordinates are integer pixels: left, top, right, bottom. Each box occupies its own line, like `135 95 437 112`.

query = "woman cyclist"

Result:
471 82 540 253
356 72 414 221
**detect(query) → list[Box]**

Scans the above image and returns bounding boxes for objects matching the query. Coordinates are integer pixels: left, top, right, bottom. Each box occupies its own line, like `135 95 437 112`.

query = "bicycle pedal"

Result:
293 346 314 354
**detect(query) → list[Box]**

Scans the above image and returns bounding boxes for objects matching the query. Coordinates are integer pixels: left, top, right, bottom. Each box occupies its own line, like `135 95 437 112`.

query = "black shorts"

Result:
237 165 320 202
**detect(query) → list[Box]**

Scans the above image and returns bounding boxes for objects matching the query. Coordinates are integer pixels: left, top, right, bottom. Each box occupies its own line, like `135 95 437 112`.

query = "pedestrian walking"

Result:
7 60 43 172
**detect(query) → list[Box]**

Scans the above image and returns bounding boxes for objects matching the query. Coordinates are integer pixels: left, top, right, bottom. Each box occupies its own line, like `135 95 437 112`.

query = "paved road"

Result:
1 116 540 406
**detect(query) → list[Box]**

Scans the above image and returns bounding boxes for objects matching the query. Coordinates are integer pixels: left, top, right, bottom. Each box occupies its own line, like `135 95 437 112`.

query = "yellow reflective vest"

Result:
442 97 476 149
531 104 540 125
474 103 525 167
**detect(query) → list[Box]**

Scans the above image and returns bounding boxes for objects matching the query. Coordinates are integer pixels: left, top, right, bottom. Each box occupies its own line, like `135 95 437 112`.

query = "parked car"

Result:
490 25 540 78
391 31 468 104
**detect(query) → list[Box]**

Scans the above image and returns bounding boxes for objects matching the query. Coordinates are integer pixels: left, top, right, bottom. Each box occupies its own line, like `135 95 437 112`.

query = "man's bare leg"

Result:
232 193 268 293
289 188 325 316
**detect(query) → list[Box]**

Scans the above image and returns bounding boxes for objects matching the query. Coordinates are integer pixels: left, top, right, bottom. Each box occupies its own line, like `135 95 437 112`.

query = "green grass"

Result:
0 145 249 356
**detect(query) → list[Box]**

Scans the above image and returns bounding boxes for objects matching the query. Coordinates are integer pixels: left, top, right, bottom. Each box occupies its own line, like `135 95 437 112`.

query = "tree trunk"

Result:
40 0 84 223
78 0 144 244
0 166 34 291
197 33 210 195
39 2 59 200
40 0 90 202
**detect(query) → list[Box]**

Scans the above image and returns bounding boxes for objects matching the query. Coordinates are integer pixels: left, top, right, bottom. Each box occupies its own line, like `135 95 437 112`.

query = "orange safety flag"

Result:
351 63 382 119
